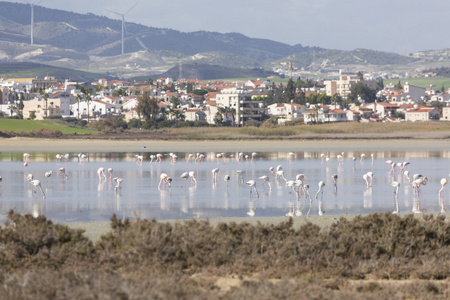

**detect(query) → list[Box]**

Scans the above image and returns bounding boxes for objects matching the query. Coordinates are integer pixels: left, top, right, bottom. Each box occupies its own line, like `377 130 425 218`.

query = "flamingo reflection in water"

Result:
390 181 400 214
438 178 448 213
315 181 325 216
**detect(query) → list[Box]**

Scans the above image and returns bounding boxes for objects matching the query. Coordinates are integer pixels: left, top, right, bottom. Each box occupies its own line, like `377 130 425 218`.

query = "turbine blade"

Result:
124 2 139 16
106 9 123 17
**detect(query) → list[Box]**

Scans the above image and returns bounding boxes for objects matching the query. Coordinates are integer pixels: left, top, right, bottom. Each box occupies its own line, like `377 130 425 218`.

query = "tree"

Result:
284 78 295 103
347 82 377 103
136 92 159 122
394 81 403 90
86 93 92 122
213 111 223 125
7 105 17 117
331 93 343 108
29 111 36 120
75 94 82 119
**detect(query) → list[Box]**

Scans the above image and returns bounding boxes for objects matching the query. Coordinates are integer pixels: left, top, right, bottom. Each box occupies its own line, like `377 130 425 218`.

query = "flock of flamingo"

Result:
2 149 449 217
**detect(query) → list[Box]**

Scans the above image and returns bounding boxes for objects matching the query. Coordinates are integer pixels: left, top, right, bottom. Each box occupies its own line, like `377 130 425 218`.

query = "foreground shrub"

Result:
0 210 95 270
29 128 63 137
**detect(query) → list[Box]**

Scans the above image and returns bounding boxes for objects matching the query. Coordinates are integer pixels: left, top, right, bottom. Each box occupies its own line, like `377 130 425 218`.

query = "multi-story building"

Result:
324 72 361 98
215 88 264 126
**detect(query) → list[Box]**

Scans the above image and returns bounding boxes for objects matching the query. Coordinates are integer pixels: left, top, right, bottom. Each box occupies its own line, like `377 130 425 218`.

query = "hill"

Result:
1 1 450 79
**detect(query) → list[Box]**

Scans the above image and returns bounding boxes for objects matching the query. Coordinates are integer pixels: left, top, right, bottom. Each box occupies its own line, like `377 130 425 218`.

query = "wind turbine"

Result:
23 0 44 45
106 2 139 55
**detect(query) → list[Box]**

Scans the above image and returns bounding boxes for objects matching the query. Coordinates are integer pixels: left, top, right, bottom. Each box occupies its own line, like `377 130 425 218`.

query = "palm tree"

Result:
86 93 92 122
75 94 82 119
7 105 16 117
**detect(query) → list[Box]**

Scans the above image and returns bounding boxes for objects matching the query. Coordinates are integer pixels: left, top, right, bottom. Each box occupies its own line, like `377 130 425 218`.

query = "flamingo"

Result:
56 154 62 162
23 153 31 161
216 153 223 164
224 175 231 188
246 180 259 198
180 172 189 187
315 181 325 215
156 153 163 163
360 153 365 163
400 161 410 173
212 168 219 183
236 170 244 184
404 170 411 183
238 152 244 162
78 153 87 163
332 174 338 191
27 173 33 181
113 177 123 192
251 152 258 163
412 176 428 195
30 179 46 199
108 168 113 182
149 155 156 164
390 181 400 214
288 152 295 162
97 167 107 182
44 171 52 181
58 167 69 180
439 178 448 213
371 153 375 164
188 171 197 186
259 175 272 191
187 154 195 163
366 172 373 187
158 173 172 189
63 153 70 163
135 155 143 165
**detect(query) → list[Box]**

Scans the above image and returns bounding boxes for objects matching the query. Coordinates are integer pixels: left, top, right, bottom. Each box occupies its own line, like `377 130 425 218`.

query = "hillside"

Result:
1 1 450 80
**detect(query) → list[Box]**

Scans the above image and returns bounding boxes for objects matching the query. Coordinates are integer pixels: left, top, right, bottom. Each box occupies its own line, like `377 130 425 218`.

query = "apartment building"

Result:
215 88 264 126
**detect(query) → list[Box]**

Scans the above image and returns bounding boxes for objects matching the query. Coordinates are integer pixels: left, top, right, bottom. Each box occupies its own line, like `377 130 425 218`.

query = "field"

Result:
384 76 450 89
0 119 97 135
0 211 449 299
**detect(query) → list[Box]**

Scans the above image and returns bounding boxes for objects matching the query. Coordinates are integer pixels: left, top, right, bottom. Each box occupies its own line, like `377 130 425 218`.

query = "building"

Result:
32 76 58 90
215 88 264 126
23 97 61 120
302 106 347 124
366 102 400 119
266 102 305 123
405 106 440 122
324 72 361 98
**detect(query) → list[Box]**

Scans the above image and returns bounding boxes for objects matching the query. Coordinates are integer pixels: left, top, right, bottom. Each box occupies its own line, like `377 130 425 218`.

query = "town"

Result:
0 71 448 129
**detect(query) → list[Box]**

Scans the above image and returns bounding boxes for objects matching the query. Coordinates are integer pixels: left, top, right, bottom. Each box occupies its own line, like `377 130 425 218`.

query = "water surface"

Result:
0 150 448 223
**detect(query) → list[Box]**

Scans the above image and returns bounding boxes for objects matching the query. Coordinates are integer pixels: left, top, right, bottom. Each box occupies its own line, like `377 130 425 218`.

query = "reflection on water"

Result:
0 150 449 223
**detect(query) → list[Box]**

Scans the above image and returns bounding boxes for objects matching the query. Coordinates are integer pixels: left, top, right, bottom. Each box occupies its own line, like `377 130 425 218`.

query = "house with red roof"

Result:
405 106 439 122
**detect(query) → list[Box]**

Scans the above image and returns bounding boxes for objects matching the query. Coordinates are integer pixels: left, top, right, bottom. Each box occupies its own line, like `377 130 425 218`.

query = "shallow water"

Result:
0 150 449 223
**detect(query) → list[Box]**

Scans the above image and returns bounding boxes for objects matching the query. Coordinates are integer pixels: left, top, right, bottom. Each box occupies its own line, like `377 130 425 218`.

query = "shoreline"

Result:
2 137 450 152
64 213 450 243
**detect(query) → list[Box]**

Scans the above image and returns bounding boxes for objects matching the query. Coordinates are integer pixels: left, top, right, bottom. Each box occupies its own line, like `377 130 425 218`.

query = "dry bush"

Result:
2 211 450 298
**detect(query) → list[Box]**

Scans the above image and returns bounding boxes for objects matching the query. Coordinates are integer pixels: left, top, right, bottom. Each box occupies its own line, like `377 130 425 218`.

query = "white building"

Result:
215 88 264 126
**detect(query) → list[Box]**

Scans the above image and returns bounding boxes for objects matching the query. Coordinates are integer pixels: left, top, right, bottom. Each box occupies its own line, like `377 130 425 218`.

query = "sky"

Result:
7 0 450 54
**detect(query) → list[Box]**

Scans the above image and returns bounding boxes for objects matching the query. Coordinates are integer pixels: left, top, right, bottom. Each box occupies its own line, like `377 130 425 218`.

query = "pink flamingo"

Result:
108 168 113 182
97 167 107 182
58 167 69 180
158 173 172 190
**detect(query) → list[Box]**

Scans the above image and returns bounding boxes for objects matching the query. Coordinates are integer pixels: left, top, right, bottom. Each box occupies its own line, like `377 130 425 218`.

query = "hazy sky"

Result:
8 0 450 54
